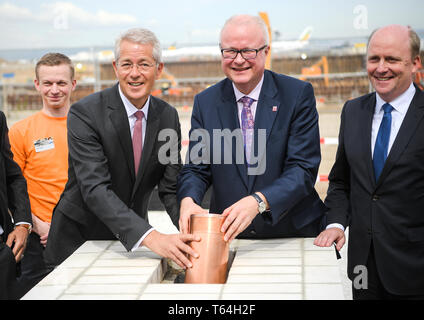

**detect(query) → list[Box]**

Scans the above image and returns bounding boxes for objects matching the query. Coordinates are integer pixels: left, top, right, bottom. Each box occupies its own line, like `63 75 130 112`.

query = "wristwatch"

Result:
15 224 32 234
251 193 267 214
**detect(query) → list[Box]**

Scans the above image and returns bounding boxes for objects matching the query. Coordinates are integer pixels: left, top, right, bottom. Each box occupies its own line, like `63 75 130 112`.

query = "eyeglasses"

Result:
117 61 156 73
220 45 268 60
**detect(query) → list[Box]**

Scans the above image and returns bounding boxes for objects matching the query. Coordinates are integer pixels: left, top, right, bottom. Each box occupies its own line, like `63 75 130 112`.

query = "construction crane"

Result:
258 12 272 70
300 56 330 87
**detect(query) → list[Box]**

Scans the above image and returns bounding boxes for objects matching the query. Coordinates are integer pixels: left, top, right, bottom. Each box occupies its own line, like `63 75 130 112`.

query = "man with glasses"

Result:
178 15 326 241
45 28 200 271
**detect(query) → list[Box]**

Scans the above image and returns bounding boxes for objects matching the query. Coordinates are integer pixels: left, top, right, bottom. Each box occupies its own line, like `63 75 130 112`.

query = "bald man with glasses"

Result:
178 14 326 241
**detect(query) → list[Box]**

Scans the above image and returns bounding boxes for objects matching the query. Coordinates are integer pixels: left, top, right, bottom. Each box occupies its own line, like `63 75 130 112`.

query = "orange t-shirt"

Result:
9 111 68 223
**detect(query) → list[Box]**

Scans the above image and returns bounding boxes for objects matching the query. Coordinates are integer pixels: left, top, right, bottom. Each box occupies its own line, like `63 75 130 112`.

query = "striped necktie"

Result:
133 110 144 175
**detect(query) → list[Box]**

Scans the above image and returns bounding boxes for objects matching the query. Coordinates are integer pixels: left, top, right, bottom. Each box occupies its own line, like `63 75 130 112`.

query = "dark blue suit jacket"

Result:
325 85 424 295
177 70 326 238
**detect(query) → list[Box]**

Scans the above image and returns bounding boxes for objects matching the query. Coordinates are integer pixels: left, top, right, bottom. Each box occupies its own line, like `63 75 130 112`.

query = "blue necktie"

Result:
373 103 394 181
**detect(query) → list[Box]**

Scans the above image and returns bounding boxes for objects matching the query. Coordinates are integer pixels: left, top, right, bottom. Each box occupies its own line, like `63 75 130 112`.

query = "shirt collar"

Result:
118 84 150 119
375 82 415 116
232 74 265 102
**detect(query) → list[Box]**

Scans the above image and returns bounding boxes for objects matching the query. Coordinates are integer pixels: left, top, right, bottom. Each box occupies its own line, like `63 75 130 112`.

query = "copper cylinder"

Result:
184 214 229 284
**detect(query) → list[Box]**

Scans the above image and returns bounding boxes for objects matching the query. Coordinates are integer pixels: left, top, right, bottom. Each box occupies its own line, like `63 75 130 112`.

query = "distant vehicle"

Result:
271 26 313 53
162 12 313 62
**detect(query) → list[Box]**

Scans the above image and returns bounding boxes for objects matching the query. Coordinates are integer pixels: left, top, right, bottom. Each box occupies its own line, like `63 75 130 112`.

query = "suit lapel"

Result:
362 94 377 187
248 71 279 192
376 87 424 188
107 84 135 184
218 79 248 189
132 96 162 197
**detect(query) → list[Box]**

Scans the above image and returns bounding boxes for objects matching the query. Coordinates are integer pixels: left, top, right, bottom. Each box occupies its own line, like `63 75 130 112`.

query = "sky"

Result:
0 0 423 50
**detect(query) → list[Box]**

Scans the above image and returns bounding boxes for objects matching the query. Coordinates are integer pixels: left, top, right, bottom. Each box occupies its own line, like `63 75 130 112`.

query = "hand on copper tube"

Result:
141 230 201 269
179 197 208 234
221 195 259 242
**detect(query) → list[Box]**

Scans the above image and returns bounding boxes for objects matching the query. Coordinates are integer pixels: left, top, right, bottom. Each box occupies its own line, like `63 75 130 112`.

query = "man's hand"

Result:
314 227 346 251
6 226 29 262
141 230 201 269
32 214 50 247
179 197 208 234
221 195 260 242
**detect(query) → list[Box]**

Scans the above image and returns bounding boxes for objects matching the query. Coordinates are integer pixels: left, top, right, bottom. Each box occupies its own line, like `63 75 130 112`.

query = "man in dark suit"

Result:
177 15 326 241
45 28 199 271
314 25 424 299
0 110 32 299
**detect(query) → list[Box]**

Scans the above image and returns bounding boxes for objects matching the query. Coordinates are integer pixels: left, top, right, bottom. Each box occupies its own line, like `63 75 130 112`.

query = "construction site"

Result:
1 13 424 202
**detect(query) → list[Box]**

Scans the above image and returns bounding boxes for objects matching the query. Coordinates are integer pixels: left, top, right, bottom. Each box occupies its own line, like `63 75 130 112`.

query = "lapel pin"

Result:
272 106 278 112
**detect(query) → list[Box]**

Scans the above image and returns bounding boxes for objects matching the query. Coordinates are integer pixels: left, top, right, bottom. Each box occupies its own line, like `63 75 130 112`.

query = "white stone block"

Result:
222 283 302 294
65 284 143 295
73 241 112 254
231 258 302 266
21 285 67 300
221 293 303 300
304 284 346 300
304 266 342 283
226 274 302 283
75 274 152 285
36 267 84 286
228 265 301 274
143 284 223 294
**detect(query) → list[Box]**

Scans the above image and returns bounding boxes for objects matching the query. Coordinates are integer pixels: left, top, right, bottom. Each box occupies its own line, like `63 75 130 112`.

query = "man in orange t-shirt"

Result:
8 53 76 296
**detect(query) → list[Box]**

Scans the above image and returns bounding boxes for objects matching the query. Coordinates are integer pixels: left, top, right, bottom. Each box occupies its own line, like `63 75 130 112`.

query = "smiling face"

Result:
113 40 163 108
367 25 420 102
34 64 76 114
220 18 269 94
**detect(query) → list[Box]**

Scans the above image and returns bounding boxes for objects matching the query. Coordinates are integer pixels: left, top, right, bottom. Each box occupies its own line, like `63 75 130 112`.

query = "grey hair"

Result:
114 28 162 63
219 14 270 46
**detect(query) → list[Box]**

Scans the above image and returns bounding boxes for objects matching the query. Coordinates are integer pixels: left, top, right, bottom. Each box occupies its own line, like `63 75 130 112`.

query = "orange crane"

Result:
258 12 272 70
300 56 330 87
414 69 424 91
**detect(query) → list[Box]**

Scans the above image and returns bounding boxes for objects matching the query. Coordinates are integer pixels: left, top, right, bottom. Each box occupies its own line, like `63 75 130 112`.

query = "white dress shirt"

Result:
327 82 416 232
371 83 415 157
232 74 264 126
118 86 154 251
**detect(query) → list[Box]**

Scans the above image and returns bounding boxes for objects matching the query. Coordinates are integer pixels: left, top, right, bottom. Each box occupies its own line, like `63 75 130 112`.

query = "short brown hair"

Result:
35 53 74 80
408 27 421 60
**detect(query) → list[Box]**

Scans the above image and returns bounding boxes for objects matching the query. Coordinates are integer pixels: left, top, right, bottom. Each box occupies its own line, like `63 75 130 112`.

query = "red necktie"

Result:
133 111 144 175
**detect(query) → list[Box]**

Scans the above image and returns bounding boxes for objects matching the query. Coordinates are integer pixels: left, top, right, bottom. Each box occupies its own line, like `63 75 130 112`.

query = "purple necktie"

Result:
240 96 255 164
133 110 144 175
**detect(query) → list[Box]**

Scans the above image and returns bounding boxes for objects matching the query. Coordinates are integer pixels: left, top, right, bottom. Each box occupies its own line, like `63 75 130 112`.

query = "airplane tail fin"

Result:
299 26 313 42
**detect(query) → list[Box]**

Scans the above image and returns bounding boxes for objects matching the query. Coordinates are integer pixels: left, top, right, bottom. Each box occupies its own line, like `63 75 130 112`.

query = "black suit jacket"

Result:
0 111 31 300
325 85 424 295
0 111 31 238
52 84 182 252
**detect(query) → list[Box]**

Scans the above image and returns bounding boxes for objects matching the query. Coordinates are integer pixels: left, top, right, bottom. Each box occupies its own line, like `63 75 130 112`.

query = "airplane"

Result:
271 26 313 52
162 24 313 62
